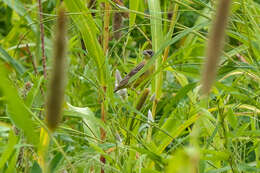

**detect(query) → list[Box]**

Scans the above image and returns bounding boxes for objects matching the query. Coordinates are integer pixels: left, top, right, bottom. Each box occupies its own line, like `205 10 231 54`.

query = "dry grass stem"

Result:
113 12 123 40
201 0 232 95
38 0 47 78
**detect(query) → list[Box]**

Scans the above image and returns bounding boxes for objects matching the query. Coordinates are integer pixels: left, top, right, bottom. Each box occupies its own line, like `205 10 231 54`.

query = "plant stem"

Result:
103 2 110 54
162 4 179 63
151 2 179 126
100 2 110 172
220 109 239 173
25 44 38 75
38 0 47 79
25 44 44 96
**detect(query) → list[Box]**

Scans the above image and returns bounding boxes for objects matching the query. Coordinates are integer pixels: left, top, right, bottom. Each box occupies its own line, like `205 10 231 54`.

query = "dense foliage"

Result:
0 0 260 172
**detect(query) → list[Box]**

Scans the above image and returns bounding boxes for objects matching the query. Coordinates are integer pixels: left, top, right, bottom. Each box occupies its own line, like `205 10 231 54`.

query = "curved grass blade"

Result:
0 46 25 75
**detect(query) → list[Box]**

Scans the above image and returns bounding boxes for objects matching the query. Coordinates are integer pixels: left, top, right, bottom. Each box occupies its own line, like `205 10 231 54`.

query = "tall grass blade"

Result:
0 130 18 170
64 0 106 86
129 0 140 27
148 0 164 122
0 63 38 145
0 46 25 75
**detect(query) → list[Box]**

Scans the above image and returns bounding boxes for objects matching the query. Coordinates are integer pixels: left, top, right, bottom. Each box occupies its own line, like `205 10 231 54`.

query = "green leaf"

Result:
0 46 25 75
30 161 42 173
129 0 140 27
64 0 106 85
148 0 164 96
227 108 238 129
49 152 63 173
64 103 106 140
133 146 165 165
0 130 18 169
25 76 44 107
148 0 163 51
141 168 161 173
5 149 19 173
154 113 200 154
0 63 38 145
171 82 197 106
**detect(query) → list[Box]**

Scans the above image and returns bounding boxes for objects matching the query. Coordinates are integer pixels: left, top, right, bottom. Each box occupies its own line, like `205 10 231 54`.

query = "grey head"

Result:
143 49 154 58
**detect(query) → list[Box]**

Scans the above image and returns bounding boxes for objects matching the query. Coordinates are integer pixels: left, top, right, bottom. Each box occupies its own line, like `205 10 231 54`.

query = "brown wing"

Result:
128 62 145 77
114 62 145 92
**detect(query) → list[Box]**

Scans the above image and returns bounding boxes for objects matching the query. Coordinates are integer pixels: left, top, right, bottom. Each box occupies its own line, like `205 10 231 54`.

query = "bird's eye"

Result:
143 49 154 57
147 50 154 56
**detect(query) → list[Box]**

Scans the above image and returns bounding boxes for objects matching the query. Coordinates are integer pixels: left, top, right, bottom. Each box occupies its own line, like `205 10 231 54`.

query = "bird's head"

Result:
143 49 154 60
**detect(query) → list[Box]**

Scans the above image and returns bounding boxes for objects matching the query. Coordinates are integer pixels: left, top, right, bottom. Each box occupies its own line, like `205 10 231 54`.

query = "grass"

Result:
0 0 260 172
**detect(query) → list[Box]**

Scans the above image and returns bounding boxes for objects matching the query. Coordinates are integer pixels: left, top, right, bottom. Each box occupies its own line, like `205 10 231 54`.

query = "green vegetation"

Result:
0 0 260 172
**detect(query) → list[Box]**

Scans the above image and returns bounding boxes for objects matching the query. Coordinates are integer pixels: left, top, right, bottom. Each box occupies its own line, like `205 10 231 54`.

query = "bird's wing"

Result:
128 62 145 77
114 62 145 92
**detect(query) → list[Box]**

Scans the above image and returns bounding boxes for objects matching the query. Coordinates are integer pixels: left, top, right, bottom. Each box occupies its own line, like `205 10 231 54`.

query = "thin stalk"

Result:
251 114 260 167
103 2 110 54
88 0 96 17
25 44 44 96
25 44 38 75
113 12 123 40
219 109 239 173
100 94 107 173
100 2 110 172
38 0 47 79
128 88 150 132
162 4 179 63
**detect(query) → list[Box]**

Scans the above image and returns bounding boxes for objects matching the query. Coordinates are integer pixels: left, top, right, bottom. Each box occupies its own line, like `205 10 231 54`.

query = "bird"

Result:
114 49 154 93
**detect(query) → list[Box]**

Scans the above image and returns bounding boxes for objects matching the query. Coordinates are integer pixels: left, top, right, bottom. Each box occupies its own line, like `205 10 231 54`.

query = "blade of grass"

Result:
0 63 39 145
147 1 164 138
64 0 106 86
0 130 18 169
0 46 25 75
129 0 140 27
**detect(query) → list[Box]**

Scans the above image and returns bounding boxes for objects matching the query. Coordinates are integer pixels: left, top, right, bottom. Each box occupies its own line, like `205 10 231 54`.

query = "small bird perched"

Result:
114 49 154 92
